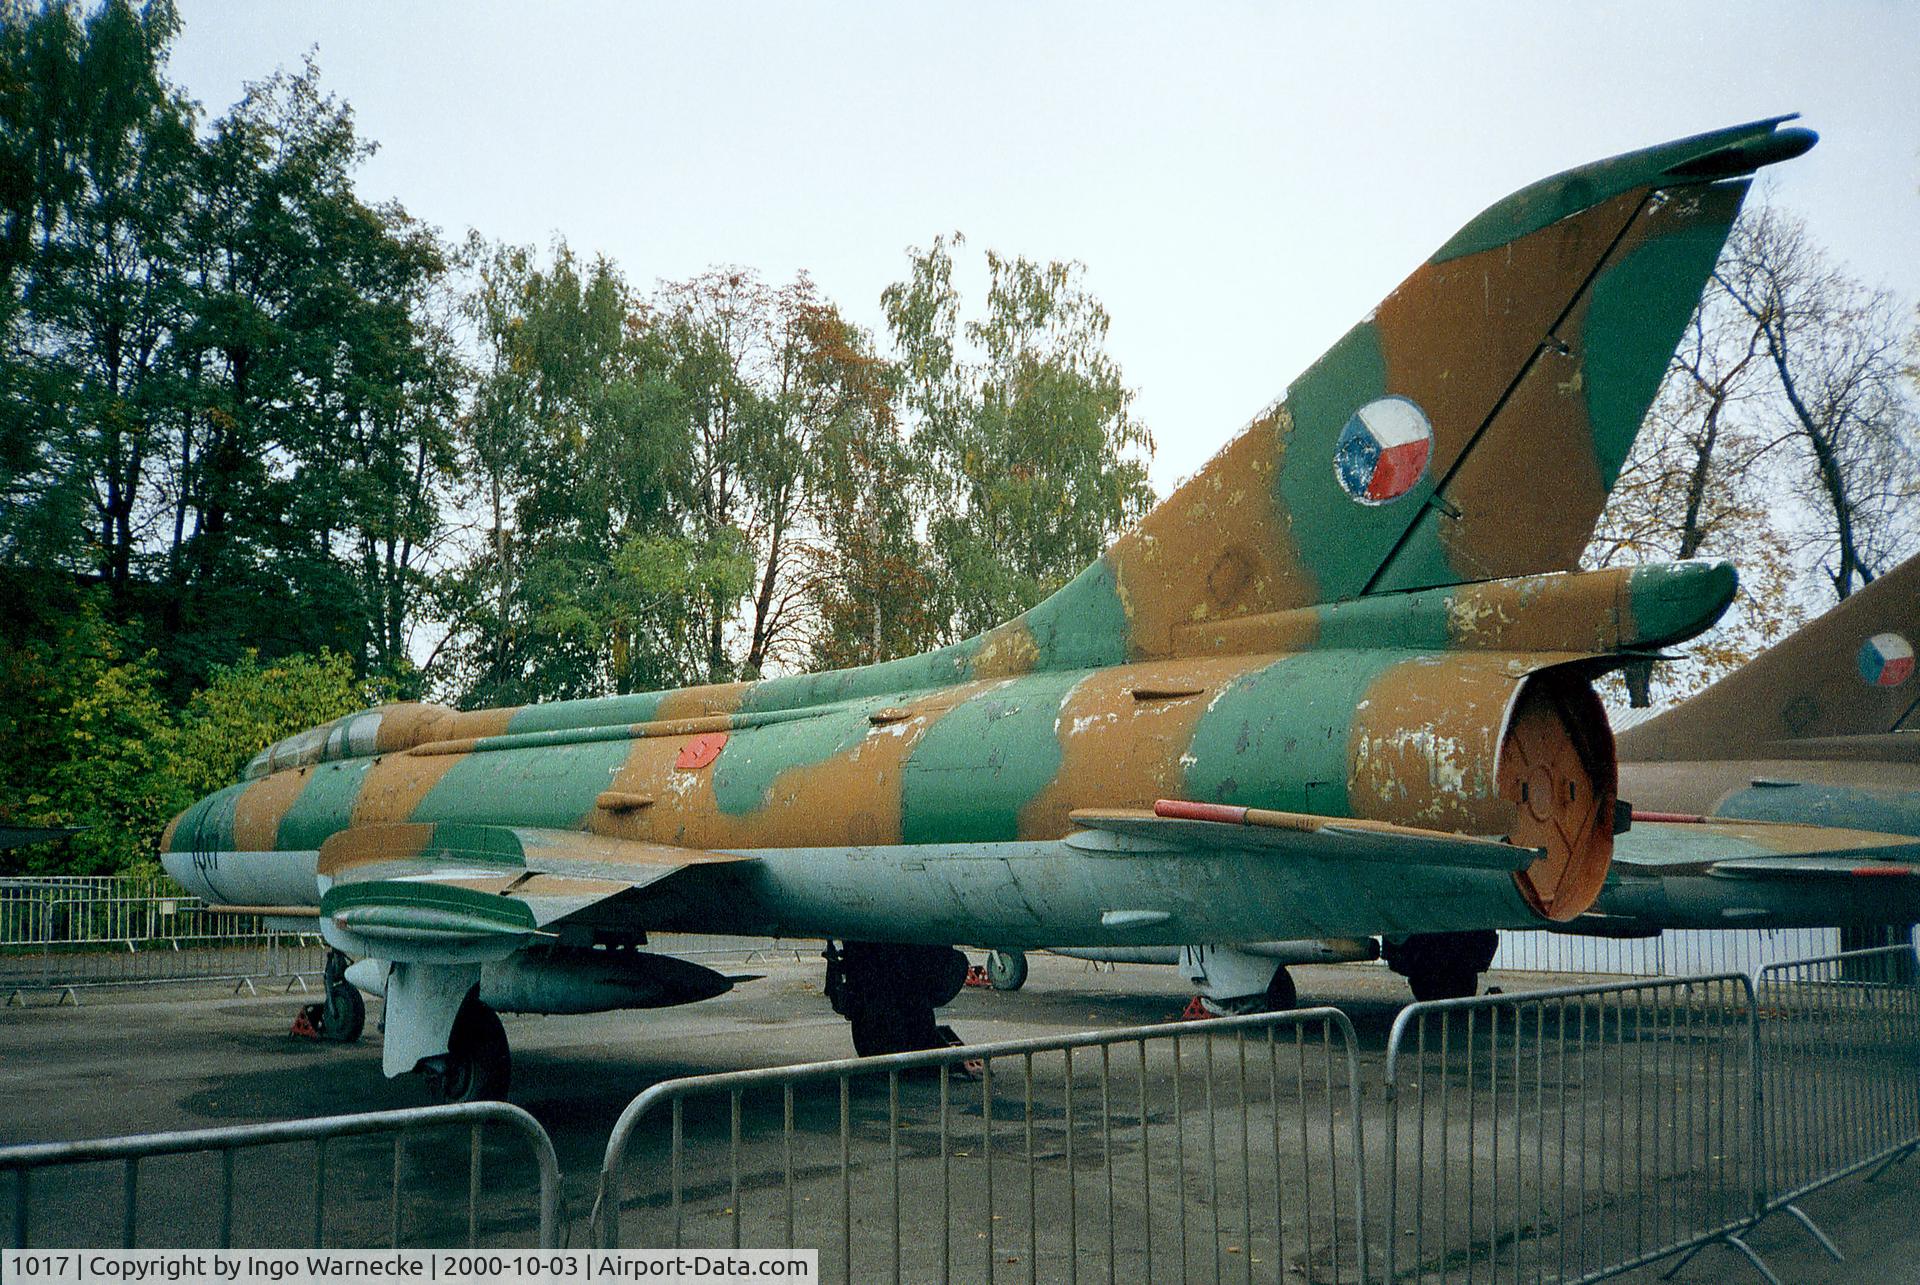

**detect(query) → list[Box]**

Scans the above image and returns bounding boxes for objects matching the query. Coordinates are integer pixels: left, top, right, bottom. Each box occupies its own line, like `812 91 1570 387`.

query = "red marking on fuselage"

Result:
1850 865 1915 877
675 732 728 770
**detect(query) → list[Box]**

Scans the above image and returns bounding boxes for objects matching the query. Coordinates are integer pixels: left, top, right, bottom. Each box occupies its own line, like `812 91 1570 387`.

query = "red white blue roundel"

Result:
1859 632 1915 688
1335 396 1433 505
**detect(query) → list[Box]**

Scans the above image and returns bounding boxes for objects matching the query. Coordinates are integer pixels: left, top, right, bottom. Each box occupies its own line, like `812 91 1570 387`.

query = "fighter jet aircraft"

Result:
1589 549 1920 931
1355 550 1920 996
163 116 1864 1101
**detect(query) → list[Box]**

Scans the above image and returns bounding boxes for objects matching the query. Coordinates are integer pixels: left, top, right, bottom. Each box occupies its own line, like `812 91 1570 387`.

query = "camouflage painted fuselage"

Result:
160 118 1812 956
164 564 1738 946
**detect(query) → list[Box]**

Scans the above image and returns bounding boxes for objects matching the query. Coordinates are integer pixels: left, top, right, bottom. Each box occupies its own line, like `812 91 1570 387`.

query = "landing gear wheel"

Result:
826 942 965 1057
1383 931 1498 1005
1264 965 1297 1012
850 996 941 1058
1408 965 1481 1003
318 980 366 1042
430 995 510 1102
296 949 365 1042
985 949 1028 992
1202 964 1298 1016
929 946 970 1008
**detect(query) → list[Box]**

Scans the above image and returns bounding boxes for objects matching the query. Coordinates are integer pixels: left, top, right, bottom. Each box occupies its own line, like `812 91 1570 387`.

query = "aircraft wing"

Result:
1613 817 1920 877
316 822 751 962
1066 799 1541 872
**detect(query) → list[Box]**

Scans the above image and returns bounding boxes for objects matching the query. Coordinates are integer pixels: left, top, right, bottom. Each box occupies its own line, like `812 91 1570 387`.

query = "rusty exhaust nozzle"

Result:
1499 669 1618 921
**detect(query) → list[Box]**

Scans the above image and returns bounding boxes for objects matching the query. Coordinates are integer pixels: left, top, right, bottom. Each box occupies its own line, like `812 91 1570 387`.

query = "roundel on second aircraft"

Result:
1334 396 1434 505
1858 632 1915 688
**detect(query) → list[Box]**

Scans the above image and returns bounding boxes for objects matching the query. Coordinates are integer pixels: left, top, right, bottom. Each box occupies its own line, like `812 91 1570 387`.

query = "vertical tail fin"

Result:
1619 552 1920 759
964 117 1815 675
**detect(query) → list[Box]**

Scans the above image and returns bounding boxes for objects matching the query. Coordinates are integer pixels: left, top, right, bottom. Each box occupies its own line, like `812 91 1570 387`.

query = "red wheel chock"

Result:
964 964 993 989
290 1003 324 1039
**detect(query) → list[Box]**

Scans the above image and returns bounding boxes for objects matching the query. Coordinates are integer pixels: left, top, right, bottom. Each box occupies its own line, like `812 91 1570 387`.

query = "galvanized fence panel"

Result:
1493 927 1845 979
1378 974 1761 1284
0 1104 561 1250
0 876 326 993
1753 944 1920 1227
592 1008 1367 1285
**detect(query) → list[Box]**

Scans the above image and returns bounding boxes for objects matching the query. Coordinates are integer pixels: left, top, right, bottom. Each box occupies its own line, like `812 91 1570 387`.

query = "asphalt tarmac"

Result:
2 953 1915 1282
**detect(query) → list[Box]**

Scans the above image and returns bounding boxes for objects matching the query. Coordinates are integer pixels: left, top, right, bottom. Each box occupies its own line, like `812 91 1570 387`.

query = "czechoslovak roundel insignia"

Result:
1334 396 1433 505
1859 633 1915 688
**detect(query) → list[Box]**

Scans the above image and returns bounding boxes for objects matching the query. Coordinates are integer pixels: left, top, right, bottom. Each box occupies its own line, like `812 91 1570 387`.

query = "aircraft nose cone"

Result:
158 796 217 901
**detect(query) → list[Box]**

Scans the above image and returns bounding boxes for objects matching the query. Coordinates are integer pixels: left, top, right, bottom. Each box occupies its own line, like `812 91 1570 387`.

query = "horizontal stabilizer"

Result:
1614 817 1920 875
1066 799 1539 873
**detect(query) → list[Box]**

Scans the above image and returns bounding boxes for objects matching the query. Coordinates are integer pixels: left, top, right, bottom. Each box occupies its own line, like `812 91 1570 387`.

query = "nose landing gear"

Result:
292 948 366 1042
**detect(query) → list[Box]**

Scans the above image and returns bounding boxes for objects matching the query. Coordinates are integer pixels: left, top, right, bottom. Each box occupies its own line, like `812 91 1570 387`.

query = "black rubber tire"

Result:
435 998 511 1102
833 942 963 1057
928 947 970 1007
1264 965 1298 1012
849 995 942 1057
319 982 366 1043
985 949 1029 992
1408 965 1480 1004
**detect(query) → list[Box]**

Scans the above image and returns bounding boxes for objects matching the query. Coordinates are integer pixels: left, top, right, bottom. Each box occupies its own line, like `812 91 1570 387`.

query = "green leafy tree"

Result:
800 304 941 668
1 0 195 591
884 235 1154 639
0 599 179 875
167 59 459 684
173 649 379 798
445 241 748 703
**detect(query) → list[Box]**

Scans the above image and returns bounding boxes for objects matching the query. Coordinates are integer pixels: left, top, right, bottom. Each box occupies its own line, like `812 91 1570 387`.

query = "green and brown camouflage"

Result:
158 118 1834 1082
168 561 1737 917
1615 547 1920 840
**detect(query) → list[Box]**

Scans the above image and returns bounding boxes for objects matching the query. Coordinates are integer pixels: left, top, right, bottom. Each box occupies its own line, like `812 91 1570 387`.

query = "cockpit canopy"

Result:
242 703 461 780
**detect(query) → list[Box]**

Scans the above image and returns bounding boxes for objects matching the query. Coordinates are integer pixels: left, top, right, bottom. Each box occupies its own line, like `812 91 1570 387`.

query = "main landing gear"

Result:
825 942 969 1057
1180 944 1299 1016
424 991 511 1103
293 948 366 1042
1382 930 1500 1003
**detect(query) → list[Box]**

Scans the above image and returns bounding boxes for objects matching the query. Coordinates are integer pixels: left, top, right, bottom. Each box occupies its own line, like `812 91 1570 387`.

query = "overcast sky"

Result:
167 2 1919 494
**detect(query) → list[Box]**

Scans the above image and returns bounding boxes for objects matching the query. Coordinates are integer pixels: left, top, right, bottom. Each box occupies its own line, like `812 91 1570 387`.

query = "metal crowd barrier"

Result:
6 944 1919 1271
1379 973 1763 1284
0 876 327 995
1747 944 1920 1258
591 1008 1367 1284
1493 927 1848 979
0 1103 562 1249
